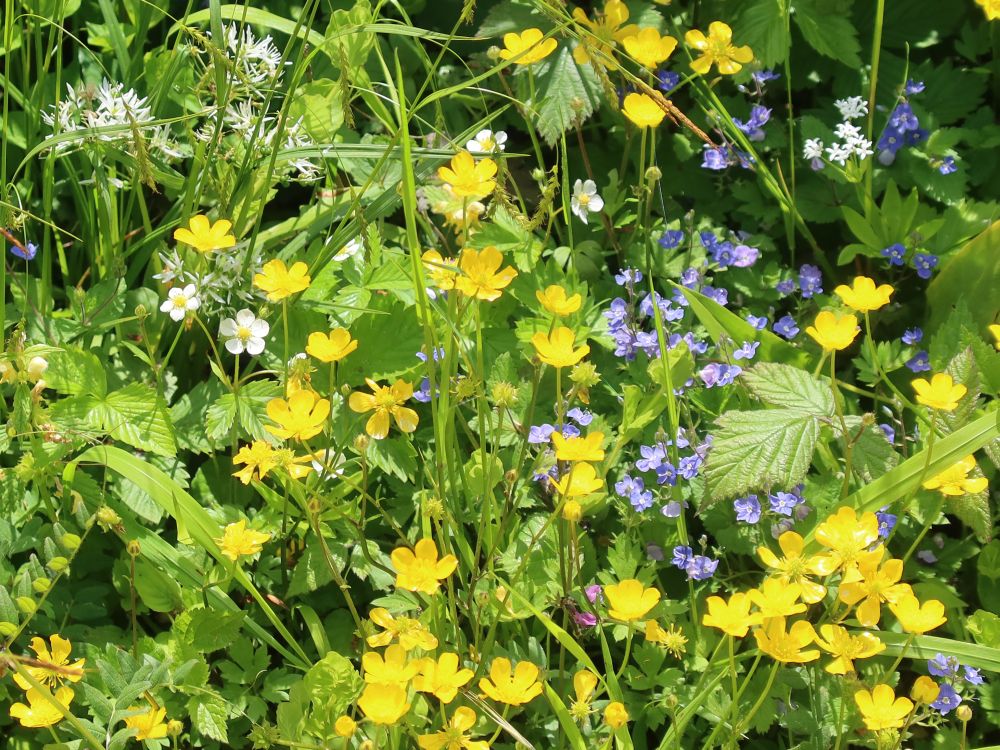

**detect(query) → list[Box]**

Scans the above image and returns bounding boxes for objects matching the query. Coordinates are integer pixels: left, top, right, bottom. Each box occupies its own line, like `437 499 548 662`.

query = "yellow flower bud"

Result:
562 500 583 522
334 715 357 737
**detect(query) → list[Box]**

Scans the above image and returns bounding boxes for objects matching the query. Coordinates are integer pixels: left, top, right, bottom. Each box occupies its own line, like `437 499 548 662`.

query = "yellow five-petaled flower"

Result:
912 372 966 411
499 28 557 66
174 214 236 253
348 378 419 440
685 21 753 76
438 151 497 199
531 326 590 368
805 310 859 351
391 538 458 594
834 276 894 312
215 519 271 561
266 390 331 441
456 246 518 301
254 259 311 301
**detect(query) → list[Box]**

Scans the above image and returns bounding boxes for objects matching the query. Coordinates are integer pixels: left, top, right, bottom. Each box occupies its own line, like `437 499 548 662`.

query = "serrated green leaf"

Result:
186 609 246 653
705 409 820 502
741 362 834 414
735 0 790 68
842 416 899 483
532 46 603 147
189 693 229 742
793 0 861 67
45 348 107 397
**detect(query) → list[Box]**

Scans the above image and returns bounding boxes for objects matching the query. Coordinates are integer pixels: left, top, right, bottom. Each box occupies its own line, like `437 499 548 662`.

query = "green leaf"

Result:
979 541 1000 581
185 609 246 653
132 558 183 613
206 380 281 443
175 5 326 47
620 385 670 442
188 692 229 742
928 221 1000 334
705 409 821 502
741 363 834 414
287 79 345 143
843 417 899 484
969 610 1000 649
45 348 107 397
735 0 790 69
532 46 603 147
301 652 364 738
841 206 884 251
952 487 992 543
672 284 811 369
876 631 1000 672
51 384 176 456
544 684 587 750
792 0 861 68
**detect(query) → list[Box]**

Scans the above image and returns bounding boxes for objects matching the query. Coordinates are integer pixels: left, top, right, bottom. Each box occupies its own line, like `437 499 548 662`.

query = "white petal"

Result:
170 308 185 321
160 300 173 313
219 319 238 337
583 179 597 194
187 297 200 310
250 319 269 337
246 338 265 356
572 178 584 195
466 140 481 152
168 287 182 299
235 309 256 326
182 284 197 296
589 195 604 212
225 338 245 354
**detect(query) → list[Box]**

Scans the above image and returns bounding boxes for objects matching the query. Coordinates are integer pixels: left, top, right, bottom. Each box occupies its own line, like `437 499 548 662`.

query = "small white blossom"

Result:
466 129 507 154
847 136 874 160
220 309 269 355
834 96 868 121
802 138 824 160
825 142 852 166
160 284 200 321
333 237 363 262
834 122 861 140
570 179 604 224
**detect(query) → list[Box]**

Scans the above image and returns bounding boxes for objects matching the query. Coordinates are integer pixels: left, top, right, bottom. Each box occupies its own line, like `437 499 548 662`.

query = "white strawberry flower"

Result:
220 309 269 355
571 179 604 224
466 129 507 154
160 284 200 322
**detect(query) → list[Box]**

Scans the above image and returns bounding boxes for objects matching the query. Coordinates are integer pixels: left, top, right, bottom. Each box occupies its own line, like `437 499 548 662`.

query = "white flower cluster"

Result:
194 24 321 182
154 244 265 312
41 80 181 159
801 96 874 169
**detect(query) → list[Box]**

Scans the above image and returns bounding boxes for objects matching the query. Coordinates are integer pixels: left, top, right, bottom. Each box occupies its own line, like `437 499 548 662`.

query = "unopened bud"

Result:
306 498 322 516
562 500 582 522
334 715 357 737
96 506 122 530
26 356 48 382
127 540 142 558
353 434 370 453
486 46 501 61
491 381 518 408
957 705 972 722
167 720 184 737
645 166 662 182
135 304 148 319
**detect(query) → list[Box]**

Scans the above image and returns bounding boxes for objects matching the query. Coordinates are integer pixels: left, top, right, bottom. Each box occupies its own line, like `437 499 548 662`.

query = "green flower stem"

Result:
829 353 854 498
879 632 915 683
884 415 937 550
737 661 780 738
865 0 887 218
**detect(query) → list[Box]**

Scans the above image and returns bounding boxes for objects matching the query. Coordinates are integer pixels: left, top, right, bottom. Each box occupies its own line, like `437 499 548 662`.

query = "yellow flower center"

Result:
374 388 398 410
481 138 495 151
237 325 252 341
172 295 188 307
578 193 591 206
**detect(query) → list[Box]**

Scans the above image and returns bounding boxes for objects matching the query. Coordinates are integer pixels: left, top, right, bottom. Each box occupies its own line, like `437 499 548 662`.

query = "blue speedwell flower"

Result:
881 243 906 266
734 495 761 523
774 314 800 340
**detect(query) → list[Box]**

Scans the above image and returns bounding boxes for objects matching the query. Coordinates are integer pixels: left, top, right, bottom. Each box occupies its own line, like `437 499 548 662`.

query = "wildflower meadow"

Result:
2 0 1000 748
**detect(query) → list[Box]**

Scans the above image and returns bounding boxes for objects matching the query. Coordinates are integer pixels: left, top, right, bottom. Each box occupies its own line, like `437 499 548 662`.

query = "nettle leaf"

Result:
842 416 900 483
735 0 790 68
705 409 821 503
532 46 603 147
741 363 834 415
792 0 861 68
952 487 992 543
50 383 176 456
188 692 229 742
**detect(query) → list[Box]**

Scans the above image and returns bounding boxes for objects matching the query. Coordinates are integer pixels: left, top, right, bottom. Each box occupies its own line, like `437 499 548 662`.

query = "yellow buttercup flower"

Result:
570 669 598 719
812 506 881 575
644 620 687 658
422 250 459 290
911 676 940 704
438 150 497 199
685 21 753 75
912 372 967 411
349 378 418 440
603 579 660 622
499 28 557 65
622 92 665 128
334 715 357 737
215 520 271 561
363 644 419 685
922 455 988 496
391 538 458 595
551 462 604 497
479 657 543 705
357 683 410 725
418 707 489 750
173 214 236 253
888 594 947 634
536 284 582 316
456 246 517 301
413 653 474 703
813 625 885 675
232 441 280 485
367 608 439 651
9 686 74 728
747 578 806 620
603 701 629 729
562 500 583 522
989 323 1000 350
838 547 912 627
266 390 331 441
254 259 311 301
571 0 638 67
306 329 357 363
854 684 913 731
621 27 677 68
805 310 859 351
123 705 169 741
753 617 819 664
975 0 999 20
834 276 894 312
12 635 85 691
757 531 827 604
551 431 605 462
531 326 590 368
702 592 761 637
